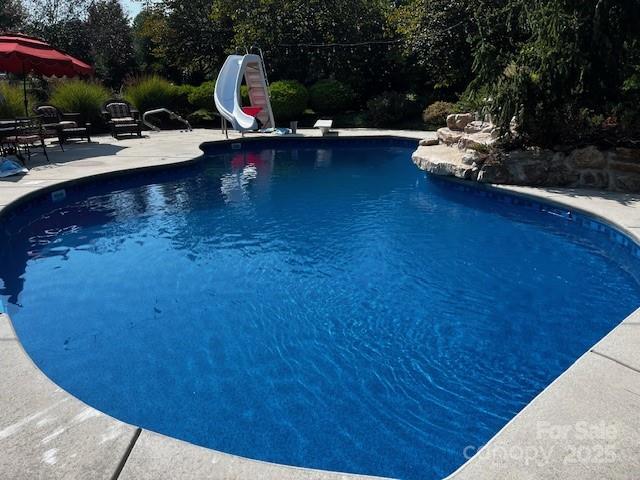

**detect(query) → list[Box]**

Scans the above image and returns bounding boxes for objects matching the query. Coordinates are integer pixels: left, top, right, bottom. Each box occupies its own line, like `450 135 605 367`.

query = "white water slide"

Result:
214 54 275 132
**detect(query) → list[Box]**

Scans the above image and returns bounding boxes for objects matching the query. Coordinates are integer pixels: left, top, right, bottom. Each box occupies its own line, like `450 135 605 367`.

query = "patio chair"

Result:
0 119 17 158
102 99 143 139
33 104 92 148
0 117 49 165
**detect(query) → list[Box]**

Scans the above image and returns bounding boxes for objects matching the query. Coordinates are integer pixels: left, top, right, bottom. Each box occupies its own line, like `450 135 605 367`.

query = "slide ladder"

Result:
214 53 275 133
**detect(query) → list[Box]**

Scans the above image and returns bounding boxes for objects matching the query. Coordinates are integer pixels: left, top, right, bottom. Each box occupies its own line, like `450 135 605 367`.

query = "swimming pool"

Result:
1 138 639 479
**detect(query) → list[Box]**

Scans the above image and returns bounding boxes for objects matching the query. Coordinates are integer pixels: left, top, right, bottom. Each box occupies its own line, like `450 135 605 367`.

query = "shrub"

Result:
366 92 409 127
124 75 179 114
0 83 34 118
186 81 216 111
269 80 308 122
422 101 456 127
308 79 355 114
187 108 217 125
49 80 110 124
455 87 491 116
28 77 49 105
334 111 368 128
404 92 423 118
176 84 195 97
240 85 250 105
174 84 195 113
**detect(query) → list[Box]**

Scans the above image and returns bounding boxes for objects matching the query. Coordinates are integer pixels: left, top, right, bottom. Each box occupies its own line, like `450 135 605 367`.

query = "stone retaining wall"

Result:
413 114 640 192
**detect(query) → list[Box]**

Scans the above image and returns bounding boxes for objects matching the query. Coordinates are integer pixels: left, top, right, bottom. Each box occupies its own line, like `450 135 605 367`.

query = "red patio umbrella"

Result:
0 33 93 115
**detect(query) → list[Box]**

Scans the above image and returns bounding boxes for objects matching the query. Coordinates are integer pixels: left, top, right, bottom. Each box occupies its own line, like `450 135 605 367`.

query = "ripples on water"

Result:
1 142 639 479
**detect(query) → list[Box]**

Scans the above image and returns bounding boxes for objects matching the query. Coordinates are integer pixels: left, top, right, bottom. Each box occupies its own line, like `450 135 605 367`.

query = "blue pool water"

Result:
1 139 640 479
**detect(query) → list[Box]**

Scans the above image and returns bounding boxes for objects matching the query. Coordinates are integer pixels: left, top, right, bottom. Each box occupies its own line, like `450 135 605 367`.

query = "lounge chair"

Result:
102 99 143 139
34 104 92 147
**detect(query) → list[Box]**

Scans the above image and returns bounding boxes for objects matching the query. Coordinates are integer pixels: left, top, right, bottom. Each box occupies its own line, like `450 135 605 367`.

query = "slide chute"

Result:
214 54 275 132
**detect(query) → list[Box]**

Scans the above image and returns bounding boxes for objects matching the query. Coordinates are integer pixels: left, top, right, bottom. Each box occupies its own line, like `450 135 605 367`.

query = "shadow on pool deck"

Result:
541 186 640 206
0 139 136 183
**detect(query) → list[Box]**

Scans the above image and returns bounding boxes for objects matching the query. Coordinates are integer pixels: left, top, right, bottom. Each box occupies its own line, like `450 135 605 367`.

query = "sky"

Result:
122 0 143 18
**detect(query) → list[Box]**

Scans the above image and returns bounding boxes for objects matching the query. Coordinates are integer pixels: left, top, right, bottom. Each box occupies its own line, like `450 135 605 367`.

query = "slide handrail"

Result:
142 108 192 132
249 46 270 89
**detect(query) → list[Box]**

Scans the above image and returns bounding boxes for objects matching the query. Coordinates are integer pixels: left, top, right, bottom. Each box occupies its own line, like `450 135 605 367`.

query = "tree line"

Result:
2 0 640 145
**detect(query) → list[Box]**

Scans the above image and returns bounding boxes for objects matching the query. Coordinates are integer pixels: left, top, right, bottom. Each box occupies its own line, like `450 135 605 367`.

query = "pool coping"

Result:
0 129 639 479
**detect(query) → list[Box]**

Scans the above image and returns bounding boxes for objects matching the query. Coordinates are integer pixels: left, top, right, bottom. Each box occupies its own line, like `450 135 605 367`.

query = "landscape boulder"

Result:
437 127 465 145
413 112 640 192
446 113 474 131
568 146 607 169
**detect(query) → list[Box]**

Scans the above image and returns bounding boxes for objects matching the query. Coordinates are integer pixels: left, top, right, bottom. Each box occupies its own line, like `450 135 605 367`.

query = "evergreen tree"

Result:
212 0 397 92
132 8 168 76
161 0 231 83
470 0 640 145
25 0 93 61
87 0 136 88
391 0 475 94
0 0 25 31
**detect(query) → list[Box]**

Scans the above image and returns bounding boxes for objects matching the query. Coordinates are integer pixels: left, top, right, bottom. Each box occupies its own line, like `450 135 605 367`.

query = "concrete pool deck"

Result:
0 129 639 479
